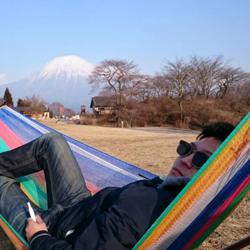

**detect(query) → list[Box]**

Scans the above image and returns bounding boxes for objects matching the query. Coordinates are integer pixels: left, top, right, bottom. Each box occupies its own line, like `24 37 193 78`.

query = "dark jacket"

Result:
30 177 189 250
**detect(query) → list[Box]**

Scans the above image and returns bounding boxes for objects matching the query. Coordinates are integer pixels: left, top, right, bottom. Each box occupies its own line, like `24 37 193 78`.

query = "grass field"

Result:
0 120 249 249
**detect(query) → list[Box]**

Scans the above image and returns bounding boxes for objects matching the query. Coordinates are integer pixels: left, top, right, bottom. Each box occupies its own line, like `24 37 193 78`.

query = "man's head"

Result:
168 122 235 178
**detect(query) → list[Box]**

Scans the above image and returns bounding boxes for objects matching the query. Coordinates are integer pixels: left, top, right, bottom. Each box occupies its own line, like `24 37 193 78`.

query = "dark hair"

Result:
197 122 235 142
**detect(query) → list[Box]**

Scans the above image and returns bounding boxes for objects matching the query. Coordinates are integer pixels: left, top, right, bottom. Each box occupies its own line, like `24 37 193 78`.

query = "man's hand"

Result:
25 215 48 241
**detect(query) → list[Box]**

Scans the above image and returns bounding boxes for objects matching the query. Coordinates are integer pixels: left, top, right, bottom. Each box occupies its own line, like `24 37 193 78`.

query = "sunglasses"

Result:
176 140 210 169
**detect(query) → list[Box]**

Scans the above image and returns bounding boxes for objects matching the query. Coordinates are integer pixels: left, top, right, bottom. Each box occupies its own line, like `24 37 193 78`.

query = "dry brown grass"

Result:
1 119 249 249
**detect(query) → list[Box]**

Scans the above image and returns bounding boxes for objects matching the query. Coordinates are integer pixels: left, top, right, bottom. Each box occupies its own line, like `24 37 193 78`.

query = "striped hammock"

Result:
0 106 249 250
133 112 250 250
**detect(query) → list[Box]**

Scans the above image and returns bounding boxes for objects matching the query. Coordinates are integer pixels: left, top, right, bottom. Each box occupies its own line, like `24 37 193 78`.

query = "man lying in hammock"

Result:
0 122 234 250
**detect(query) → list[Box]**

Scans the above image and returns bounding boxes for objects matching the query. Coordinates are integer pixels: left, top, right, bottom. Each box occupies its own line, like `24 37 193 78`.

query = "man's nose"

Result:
182 154 194 169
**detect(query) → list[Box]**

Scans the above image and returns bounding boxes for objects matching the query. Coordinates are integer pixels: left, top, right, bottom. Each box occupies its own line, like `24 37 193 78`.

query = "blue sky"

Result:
1 0 250 83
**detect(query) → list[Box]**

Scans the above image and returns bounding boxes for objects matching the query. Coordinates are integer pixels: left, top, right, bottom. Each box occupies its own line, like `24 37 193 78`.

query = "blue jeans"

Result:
0 132 91 239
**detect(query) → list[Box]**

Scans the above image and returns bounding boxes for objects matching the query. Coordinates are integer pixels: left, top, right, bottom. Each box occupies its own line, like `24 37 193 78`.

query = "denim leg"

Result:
0 175 44 237
0 132 91 208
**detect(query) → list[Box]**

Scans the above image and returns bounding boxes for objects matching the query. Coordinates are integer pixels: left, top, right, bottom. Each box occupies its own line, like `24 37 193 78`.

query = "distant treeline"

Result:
2 55 249 127
87 56 249 128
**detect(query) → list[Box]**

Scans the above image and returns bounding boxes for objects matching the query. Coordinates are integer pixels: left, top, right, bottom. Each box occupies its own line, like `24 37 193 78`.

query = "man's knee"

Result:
38 132 69 156
40 132 64 144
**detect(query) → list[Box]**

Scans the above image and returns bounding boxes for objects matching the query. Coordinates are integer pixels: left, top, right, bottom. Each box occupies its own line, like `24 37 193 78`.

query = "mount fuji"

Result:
0 55 97 111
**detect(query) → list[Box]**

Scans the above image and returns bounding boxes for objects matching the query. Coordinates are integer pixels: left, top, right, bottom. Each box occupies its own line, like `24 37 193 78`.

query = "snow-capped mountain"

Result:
35 55 94 81
0 55 97 111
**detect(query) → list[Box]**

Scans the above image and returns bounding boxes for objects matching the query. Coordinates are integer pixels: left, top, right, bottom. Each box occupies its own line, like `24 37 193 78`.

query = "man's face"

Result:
168 137 220 178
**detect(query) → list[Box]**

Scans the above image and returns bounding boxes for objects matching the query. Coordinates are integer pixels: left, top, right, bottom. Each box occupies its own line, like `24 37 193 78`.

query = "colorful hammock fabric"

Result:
0 106 249 250
0 106 154 249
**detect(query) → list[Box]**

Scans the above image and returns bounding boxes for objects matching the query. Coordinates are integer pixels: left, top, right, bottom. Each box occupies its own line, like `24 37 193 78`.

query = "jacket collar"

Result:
157 176 190 189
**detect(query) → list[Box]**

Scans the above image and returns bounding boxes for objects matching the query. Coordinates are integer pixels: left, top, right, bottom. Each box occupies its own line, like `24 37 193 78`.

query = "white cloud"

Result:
0 73 7 85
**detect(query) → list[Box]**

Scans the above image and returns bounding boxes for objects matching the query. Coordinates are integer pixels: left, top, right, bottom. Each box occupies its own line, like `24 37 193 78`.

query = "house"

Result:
90 96 117 116
15 106 49 119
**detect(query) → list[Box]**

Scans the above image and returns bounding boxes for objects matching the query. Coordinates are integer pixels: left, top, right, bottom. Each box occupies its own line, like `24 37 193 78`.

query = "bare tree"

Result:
27 95 47 113
89 59 140 125
189 56 224 98
215 67 249 98
17 95 47 115
126 75 153 102
151 74 172 98
89 60 139 104
239 80 250 102
17 98 32 107
163 60 190 125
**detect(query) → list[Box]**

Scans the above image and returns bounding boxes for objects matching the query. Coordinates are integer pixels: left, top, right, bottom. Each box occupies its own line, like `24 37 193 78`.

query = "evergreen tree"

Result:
3 88 14 107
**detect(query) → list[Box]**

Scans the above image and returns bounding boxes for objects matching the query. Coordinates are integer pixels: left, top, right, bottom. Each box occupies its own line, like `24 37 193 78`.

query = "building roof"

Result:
90 96 117 108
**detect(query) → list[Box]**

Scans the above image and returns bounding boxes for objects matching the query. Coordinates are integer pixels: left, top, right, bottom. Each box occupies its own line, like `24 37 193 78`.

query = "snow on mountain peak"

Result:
37 55 94 80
